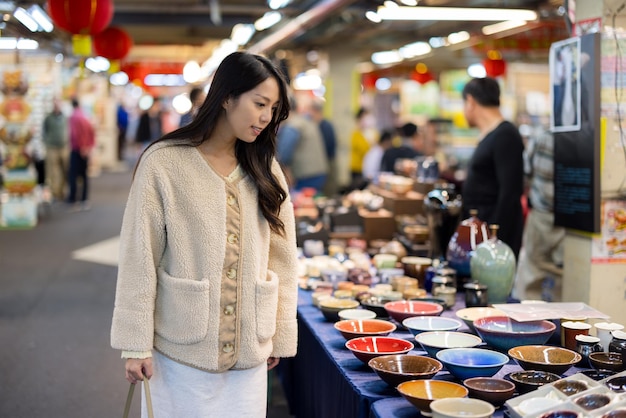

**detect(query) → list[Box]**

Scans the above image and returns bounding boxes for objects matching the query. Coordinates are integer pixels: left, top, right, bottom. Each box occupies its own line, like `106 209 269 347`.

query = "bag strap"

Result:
123 378 154 418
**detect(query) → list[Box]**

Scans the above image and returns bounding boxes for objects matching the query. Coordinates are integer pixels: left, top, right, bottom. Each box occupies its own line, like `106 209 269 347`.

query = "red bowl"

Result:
334 319 397 340
384 300 443 323
345 336 414 364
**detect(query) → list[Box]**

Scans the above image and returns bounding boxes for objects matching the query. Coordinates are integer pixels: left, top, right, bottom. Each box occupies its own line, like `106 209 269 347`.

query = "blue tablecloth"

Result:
279 289 579 418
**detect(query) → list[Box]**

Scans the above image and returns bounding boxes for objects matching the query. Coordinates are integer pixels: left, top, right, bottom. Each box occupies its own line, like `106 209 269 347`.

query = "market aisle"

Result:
0 166 292 418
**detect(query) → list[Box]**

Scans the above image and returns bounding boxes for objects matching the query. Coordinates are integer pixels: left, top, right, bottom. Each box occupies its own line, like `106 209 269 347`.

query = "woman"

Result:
111 51 299 417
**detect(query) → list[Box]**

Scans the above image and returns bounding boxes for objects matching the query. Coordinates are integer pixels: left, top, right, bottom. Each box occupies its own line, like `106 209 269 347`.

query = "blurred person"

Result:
179 86 206 127
380 122 423 173
349 107 374 187
362 129 393 182
111 51 298 418
513 127 565 300
136 96 163 147
308 99 337 196
116 102 129 161
461 77 524 259
277 96 329 192
67 97 95 210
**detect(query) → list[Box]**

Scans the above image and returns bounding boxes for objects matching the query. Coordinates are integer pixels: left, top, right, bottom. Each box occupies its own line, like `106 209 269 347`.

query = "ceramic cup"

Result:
594 322 624 352
561 321 592 350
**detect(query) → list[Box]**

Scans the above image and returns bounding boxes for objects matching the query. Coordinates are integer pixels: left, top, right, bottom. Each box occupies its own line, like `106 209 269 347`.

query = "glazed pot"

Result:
446 210 489 277
469 225 516 304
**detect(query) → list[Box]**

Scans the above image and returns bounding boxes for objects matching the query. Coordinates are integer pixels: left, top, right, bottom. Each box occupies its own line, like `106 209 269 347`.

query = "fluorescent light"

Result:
377 6 537 21
371 50 402 65
268 0 291 9
230 23 255 45
447 31 470 44
17 38 37 49
0 37 16 49
14 7 37 32
85 57 110 73
0 1 15 12
482 20 527 35
399 41 431 58
28 5 53 32
144 74 186 87
365 11 381 23
254 11 281 31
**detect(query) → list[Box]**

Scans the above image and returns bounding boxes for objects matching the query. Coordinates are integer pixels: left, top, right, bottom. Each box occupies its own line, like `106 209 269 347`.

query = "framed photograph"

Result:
550 37 581 132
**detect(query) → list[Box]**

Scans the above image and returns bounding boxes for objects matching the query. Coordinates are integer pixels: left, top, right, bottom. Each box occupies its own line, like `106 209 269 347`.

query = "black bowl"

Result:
553 379 588 396
606 375 626 393
507 370 561 394
540 411 583 418
580 368 617 381
575 393 611 411
359 297 389 318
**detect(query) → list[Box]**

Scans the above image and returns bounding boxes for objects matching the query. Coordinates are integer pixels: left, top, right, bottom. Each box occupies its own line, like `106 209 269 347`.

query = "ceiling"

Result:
10 0 566 67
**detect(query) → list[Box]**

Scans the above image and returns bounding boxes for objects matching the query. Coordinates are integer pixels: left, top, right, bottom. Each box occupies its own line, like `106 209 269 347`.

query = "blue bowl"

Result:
402 316 464 337
473 316 556 352
436 348 509 380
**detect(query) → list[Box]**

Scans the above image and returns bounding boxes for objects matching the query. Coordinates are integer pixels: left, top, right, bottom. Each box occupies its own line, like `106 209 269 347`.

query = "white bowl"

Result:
338 308 377 321
415 331 483 357
430 397 495 418
402 316 463 336
455 307 506 331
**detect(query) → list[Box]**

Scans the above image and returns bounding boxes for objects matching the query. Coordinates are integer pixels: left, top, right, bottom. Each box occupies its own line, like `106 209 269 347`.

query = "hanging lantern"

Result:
362 72 378 90
47 0 114 35
411 62 434 84
93 27 133 61
483 50 506 78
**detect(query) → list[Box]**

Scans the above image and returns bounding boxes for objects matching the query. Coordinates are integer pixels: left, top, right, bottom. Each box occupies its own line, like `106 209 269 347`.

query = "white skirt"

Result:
142 351 268 418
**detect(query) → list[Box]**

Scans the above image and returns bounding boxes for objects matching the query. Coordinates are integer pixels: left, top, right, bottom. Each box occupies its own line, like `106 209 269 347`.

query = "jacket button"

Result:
227 195 236 205
224 305 235 315
226 268 237 279
222 343 234 353
228 233 238 244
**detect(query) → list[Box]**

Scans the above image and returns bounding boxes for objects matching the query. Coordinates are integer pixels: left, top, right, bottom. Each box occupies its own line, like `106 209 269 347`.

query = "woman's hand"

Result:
125 358 153 384
267 357 280 371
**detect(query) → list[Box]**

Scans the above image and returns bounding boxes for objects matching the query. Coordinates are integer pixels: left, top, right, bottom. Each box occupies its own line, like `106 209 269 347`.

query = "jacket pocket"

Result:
255 270 279 342
154 267 210 344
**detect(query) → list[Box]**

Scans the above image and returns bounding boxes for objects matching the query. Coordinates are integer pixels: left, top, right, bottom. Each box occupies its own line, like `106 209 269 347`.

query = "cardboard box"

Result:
359 208 396 242
368 184 424 215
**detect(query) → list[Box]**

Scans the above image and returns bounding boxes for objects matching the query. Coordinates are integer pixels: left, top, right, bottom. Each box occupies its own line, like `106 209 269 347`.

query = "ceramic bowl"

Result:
517 397 565 415
553 379 589 396
507 370 561 394
473 316 556 352
429 397 495 418
334 319 397 340
402 316 464 336
414 331 483 358
338 308 377 321
384 300 443 323
580 368 617 381
602 409 626 418
606 375 626 393
508 345 582 375
368 354 443 387
436 348 509 380
359 296 390 318
462 377 516 406
455 307 506 332
345 336 414 364
319 298 360 322
539 411 582 418
574 393 612 411
396 380 469 417
589 352 624 372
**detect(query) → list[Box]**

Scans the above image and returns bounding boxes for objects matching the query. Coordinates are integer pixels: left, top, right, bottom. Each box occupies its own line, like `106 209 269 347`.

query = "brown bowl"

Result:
575 393 611 411
553 379 589 396
368 354 443 387
602 409 626 418
589 352 624 372
463 377 516 406
508 345 581 375
334 319 397 340
508 370 561 394
397 379 468 416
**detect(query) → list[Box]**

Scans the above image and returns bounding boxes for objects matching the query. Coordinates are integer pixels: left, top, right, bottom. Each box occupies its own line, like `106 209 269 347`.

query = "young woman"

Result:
111 51 299 417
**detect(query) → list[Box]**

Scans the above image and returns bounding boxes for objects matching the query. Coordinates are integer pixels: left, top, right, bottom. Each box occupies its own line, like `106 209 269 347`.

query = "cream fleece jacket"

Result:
111 141 299 372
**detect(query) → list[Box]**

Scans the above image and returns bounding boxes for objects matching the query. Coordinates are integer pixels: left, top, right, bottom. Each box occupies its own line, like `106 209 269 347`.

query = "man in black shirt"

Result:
461 77 524 259
380 122 423 173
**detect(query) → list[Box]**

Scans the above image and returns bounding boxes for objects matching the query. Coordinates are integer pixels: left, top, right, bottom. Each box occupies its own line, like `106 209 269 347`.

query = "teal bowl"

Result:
473 316 556 352
436 348 509 380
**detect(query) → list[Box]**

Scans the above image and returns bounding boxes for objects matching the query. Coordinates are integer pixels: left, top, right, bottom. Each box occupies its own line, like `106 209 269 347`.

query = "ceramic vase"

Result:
446 210 490 278
469 225 516 304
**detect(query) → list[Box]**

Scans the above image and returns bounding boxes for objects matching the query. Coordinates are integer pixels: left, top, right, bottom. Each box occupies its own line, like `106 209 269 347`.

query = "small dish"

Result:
319 298 360 322
539 411 582 418
580 369 617 381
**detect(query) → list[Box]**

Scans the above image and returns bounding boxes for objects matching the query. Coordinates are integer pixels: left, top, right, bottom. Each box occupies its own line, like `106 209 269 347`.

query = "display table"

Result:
280 289 579 418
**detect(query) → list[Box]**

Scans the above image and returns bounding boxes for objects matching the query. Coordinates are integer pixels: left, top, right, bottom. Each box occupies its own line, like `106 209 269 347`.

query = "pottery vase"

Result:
446 210 489 277
469 225 516 304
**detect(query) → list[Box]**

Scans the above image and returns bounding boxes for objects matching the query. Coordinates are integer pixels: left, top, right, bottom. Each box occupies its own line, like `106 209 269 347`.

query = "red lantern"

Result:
411 63 434 84
93 27 133 60
48 0 114 35
483 58 507 77
362 72 378 90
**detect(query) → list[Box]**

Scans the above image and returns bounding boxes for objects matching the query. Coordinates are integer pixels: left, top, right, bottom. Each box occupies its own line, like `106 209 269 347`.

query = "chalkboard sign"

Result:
553 33 601 233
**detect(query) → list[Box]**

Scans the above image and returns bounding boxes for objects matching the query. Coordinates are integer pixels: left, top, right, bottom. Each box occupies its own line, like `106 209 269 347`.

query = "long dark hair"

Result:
139 51 291 235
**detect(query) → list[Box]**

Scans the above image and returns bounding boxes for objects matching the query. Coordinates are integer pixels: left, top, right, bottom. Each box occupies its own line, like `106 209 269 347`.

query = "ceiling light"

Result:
231 23 255 46
468 63 486 78
375 78 392 91
0 1 15 12
383 1 398 8
144 74 186 87
365 11 381 23
429 37 448 48
254 11 281 31
13 7 37 32
28 5 53 32
183 60 201 83
376 6 537 21
447 31 470 44
268 0 291 9
399 41 431 58
399 0 418 5
0 37 16 49
371 50 402 65
293 70 322 91
110 72 129 86
16 38 37 49
482 20 527 35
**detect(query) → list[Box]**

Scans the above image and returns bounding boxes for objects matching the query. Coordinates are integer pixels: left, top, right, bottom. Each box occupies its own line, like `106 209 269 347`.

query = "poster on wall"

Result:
591 200 626 263
550 37 581 133
553 33 601 233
